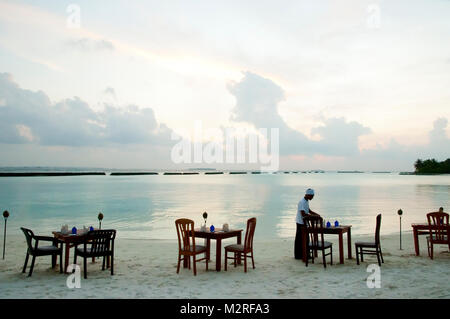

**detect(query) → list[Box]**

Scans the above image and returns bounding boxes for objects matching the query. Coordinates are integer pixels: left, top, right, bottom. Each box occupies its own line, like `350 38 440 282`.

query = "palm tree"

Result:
414 159 423 172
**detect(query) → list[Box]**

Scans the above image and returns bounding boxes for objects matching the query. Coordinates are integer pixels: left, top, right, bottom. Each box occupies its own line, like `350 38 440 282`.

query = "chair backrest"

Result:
85 229 116 254
427 212 449 243
243 218 257 251
175 218 195 253
304 215 324 247
375 214 382 245
21 227 35 251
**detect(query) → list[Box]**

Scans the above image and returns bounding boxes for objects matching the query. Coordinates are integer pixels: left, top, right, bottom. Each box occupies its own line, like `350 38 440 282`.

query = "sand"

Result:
0 231 449 298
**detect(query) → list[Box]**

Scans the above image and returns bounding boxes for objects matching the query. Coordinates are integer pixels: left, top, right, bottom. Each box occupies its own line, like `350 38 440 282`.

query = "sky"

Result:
0 0 449 170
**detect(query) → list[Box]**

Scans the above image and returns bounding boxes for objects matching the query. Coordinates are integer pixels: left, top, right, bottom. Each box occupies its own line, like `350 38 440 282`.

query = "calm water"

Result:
0 173 449 240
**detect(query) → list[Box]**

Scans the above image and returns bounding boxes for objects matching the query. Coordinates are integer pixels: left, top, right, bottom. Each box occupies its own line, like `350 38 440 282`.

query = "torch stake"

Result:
2 218 6 260
399 215 402 250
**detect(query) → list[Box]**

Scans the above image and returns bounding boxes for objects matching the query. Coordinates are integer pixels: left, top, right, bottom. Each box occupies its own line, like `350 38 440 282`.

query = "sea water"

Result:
0 172 448 240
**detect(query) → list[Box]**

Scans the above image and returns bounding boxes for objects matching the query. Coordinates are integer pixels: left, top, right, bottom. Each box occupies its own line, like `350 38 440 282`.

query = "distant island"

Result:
414 158 450 174
337 170 364 173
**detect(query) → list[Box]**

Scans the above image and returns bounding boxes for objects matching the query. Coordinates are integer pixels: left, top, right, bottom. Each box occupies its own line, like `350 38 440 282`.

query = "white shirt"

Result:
296 197 310 224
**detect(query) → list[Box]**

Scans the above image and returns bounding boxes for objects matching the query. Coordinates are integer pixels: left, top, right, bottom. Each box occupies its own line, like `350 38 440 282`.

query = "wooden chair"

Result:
224 217 257 272
21 227 63 277
74 229 116 279
355 214 384 266
175 218 208 276
426 211 449 259
304 216 333 268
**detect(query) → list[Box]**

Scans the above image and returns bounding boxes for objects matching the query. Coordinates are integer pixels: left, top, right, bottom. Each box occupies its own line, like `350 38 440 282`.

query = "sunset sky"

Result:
0 0 449 170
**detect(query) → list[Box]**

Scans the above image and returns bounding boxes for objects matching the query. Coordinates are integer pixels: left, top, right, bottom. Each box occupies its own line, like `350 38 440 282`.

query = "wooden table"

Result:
191 228 243 271
53 231 105 273
411 223 450 256
302 225 352 264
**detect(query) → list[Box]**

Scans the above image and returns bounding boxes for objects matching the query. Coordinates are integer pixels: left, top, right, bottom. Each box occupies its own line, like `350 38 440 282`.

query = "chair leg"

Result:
356 245 360 265
102 256 106 270
376 248 381 266
430 243 434 260
73 251 77 266
205 252 208 271
22 253 29 273
322 249 326 268
110 253 114 276
177 254 181 274
305 248 309 267
360 248 364 262
59 252 63 273
193 255 197 276
28 255 36 277
84 257 87 279
379 245 384 263
330 246 333 266
251 251 255 269
52 254 56 268
244 253 247 273
224 250 227 271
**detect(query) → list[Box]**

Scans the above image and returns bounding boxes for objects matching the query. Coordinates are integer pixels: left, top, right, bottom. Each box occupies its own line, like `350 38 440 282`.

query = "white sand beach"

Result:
0 231 449 299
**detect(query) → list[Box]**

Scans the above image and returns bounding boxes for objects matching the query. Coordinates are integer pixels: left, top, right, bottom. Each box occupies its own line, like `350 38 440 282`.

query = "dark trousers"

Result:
295 223 307 260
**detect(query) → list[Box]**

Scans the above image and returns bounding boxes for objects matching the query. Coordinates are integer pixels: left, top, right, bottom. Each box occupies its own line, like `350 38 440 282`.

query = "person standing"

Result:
295 188 320 260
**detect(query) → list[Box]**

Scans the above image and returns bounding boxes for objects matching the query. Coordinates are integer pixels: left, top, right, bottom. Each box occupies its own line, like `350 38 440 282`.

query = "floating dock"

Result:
110 172 158 176
0 172 106 177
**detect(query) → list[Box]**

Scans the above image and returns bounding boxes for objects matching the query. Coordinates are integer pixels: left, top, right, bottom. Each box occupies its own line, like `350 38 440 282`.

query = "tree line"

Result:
414 158 450 174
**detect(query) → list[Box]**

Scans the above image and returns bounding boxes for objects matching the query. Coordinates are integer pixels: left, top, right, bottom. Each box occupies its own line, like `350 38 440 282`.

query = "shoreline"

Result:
1 171 449 177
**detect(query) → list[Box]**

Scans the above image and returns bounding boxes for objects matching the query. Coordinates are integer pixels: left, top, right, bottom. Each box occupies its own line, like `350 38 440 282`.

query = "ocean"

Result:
0 172 449 240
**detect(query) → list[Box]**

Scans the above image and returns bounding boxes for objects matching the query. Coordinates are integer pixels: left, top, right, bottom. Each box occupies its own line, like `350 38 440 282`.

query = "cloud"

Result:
312 117 371 156
0 71 447 170
429 117 449 145
104 87 116 98
0 73 173 147
357 118 450 170
67 38 115 51
228 71 286 128
228 71 371 156
101 105 173 145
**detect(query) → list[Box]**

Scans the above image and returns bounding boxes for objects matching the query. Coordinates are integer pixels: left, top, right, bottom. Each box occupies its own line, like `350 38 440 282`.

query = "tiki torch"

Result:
397 209 403 250
98 212 104 230
202 212 208 227
3 210 9 260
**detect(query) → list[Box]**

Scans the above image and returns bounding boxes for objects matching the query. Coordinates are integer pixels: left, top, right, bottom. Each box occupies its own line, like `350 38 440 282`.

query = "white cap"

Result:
305 188 315 195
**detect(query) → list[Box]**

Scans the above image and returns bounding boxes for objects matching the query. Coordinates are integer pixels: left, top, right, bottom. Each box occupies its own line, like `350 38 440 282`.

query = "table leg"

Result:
413 227 420 256
237 233 242 265
64 243 70 273
314 233 318 258
347 228 352 259
338 233 344 264
216 238 222 271
206 239 211 261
